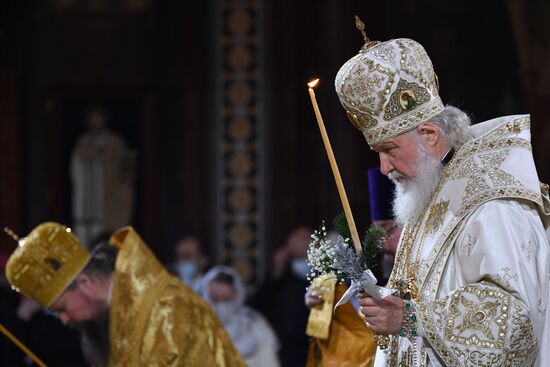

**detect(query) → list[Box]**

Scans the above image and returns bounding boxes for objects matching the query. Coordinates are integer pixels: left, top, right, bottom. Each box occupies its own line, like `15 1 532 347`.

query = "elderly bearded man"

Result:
334 23 550 366
5 223 245 367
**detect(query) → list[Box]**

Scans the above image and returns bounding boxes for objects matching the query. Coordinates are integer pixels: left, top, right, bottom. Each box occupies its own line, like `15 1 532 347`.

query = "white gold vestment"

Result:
375 115 550 366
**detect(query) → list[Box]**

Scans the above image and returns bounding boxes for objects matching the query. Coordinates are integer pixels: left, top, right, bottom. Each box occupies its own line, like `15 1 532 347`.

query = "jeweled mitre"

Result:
335 38 443 146
5 222 91 307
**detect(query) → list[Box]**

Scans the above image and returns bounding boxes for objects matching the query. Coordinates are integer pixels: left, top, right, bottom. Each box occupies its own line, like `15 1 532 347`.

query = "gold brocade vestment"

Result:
108 227 245 367
306 283 376 367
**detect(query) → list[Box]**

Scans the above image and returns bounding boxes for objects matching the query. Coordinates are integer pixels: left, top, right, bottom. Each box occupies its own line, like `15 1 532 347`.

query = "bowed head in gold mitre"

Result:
5 222 91 308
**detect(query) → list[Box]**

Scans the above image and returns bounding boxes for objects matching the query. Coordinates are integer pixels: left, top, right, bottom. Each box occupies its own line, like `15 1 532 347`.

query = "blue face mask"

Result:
177 262 198 283
291 259 310 280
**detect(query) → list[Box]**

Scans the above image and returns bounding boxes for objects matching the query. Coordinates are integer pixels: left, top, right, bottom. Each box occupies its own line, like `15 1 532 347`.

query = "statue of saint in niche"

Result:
70 106 136 247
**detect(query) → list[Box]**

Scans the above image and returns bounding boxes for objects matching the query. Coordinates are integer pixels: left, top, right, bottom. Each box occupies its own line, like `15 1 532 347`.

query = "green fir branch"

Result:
333 212 351 242
360 224 384 269
332 212 384 270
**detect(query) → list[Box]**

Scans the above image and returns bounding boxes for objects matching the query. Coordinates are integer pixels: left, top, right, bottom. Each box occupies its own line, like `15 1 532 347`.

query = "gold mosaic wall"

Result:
217 0 263 287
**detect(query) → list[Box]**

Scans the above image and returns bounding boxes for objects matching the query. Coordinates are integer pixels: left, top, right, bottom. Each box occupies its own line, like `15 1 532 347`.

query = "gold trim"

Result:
5 222 91 308
386 115 541 364
364 97 444 146
306 274 336 339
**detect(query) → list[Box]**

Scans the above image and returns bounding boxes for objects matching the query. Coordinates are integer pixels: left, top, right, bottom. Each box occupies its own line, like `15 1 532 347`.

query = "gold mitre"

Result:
5 222 91 307
335 17 443 147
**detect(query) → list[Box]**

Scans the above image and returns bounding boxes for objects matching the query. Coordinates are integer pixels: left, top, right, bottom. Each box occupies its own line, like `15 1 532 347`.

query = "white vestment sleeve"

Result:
416 199 548 366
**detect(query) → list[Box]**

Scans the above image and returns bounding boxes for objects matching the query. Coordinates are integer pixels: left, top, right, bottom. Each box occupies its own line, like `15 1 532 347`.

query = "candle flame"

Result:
307 79 319 88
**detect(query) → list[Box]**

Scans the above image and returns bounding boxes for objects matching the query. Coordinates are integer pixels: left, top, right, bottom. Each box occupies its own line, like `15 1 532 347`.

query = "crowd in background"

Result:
0 225 318 367
0 218 401 367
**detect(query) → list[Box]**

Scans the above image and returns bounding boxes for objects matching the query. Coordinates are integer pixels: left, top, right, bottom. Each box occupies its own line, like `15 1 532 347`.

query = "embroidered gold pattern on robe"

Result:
417 283 537 366
398 346 414 367
380 115 544 366
108 227 245 367
425 200 449 234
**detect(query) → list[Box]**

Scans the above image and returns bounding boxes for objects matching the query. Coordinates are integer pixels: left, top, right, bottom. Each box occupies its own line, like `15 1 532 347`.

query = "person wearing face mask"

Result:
4 223 244 367
366 167 400 285
172 236 208 293
202 266 280 367
251 226 312 367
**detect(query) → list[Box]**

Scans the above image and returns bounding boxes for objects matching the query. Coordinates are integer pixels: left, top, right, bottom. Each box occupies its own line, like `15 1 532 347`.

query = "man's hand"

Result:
304 289 324 309
359 295 403 335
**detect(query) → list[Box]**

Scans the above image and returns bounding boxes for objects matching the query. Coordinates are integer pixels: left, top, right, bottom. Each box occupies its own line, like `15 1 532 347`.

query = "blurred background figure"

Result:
202 266 280 367
380 225 401 285
172 235 209 293
367 167 400 285
70 105 136 248
252 226 311 367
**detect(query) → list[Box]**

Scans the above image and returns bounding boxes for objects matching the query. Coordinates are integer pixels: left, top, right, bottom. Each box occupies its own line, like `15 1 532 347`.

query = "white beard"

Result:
389 146 443 227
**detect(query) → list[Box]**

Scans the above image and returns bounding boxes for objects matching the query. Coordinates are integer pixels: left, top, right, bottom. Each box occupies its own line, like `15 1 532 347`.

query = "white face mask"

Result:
213 301 237 324
291 259 310 279
177 262 198 283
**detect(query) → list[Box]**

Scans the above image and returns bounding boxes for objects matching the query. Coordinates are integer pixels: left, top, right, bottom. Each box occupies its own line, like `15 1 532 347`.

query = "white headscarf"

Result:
202 266 260 358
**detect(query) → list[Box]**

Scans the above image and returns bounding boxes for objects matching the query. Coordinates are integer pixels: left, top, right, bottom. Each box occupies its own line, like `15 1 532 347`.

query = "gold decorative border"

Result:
364 96 444 146
417 282 537 366
388 116 541 364
217 0 261 287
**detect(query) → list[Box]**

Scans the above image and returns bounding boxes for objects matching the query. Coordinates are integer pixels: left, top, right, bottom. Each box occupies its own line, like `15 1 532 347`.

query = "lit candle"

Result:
307 79 361 254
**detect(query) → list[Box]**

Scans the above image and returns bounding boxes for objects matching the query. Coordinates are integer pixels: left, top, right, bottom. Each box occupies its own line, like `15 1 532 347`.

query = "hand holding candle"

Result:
307 79 361 255
305 88 394 347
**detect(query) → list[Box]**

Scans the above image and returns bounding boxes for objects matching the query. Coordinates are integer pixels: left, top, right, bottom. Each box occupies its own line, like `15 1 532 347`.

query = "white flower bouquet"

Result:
306 214 395 308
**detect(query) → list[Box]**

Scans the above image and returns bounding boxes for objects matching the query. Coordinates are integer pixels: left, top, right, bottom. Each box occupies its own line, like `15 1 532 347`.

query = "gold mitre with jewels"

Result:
5 222 91 307
335 17 444 147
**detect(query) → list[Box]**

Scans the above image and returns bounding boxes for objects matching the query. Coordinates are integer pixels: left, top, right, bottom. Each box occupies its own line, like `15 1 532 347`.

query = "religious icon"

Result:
399 90 417 111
